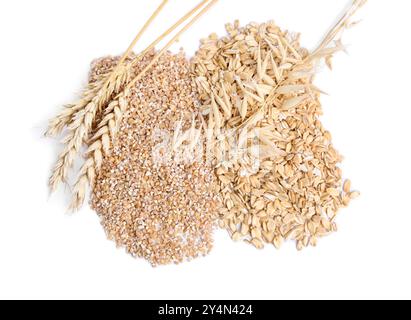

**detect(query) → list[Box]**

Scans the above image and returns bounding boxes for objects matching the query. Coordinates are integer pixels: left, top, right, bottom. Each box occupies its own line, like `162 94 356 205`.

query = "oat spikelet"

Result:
241 0 367 128
310 0 367 60
70 96 128 210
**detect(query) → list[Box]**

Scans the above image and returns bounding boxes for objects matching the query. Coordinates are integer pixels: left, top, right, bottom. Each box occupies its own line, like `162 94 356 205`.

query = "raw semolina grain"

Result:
91 50 219 266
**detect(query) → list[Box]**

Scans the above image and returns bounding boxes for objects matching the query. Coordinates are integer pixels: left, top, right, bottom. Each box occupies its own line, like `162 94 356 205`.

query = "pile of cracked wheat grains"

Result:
47 1 365 266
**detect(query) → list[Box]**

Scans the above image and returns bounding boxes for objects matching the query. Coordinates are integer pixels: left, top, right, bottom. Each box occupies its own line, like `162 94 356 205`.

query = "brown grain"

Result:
91 51 219 266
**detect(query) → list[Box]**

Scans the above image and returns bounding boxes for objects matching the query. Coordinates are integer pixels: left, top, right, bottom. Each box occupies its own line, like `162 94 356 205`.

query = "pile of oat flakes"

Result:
191 21 360 251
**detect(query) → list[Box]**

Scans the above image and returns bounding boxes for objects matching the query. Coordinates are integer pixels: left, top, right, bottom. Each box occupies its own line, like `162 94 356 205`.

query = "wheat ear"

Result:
45 67 117 138
45 0 168 138
48 2 169 192
70 0 219 210
45 74 109 137
69 96 128 210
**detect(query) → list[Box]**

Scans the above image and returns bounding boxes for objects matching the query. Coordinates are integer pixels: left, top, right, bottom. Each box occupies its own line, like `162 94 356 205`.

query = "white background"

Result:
0 0 410 300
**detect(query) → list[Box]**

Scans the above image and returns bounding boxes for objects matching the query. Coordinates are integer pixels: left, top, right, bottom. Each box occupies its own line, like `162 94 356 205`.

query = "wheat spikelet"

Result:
48 1 174 193
46 63 131 139
45 76 106 138
124 0 219 91
70 96 128 211
49 100 98 192
45 103 86 138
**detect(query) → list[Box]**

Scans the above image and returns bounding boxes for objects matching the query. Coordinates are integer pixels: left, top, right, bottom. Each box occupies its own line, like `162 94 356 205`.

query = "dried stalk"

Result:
310 0 367 60
125 0 219 92
116 0 170 68
128 0 212 69
70 0 219 210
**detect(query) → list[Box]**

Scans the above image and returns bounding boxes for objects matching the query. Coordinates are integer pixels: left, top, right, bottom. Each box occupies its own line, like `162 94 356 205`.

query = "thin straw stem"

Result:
117 0 169 67
130 0 211 68
124 0 218 93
